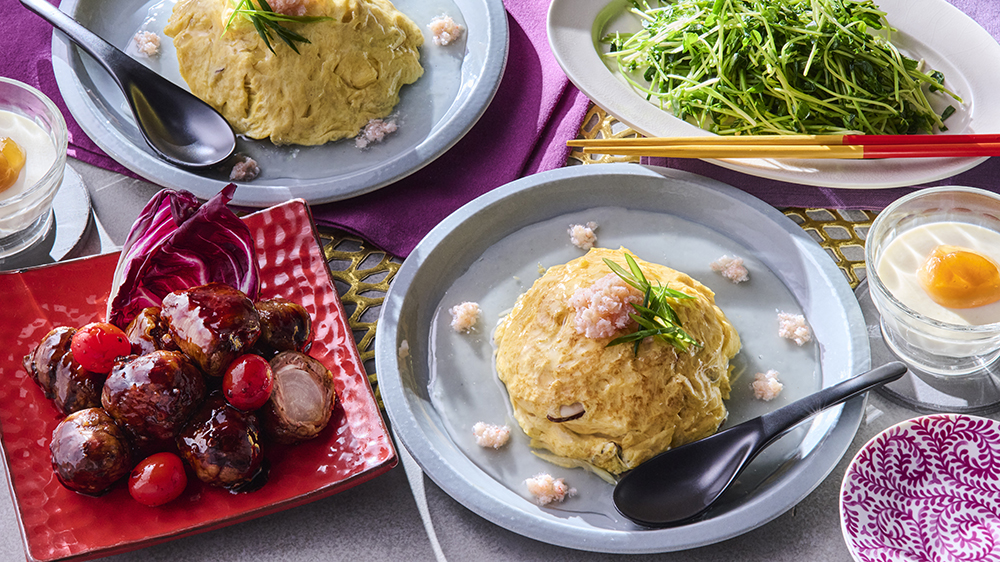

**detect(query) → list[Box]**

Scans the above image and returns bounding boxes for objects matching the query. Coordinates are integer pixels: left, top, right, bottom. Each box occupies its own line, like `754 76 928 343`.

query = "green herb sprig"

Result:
603 254 701 355
225 0 332 54
603 0 962 135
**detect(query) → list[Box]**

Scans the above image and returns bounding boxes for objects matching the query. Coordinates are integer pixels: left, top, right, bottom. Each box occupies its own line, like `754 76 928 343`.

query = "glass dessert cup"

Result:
0 77 68 258
863 186 1000 413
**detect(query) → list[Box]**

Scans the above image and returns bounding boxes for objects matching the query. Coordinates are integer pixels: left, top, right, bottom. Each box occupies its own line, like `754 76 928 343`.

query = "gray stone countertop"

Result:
0 160 946 562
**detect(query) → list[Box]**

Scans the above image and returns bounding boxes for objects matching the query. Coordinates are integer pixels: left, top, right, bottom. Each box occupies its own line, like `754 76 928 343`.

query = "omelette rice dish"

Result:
164 0 424 145
494 248 741 475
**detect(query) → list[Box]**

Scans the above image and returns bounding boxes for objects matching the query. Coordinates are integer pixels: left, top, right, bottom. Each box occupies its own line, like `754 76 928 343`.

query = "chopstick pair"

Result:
567 134 1000 159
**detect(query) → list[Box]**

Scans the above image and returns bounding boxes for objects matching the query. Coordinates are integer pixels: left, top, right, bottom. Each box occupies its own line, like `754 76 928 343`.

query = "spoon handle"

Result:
758 361 906 443
19 0 138 87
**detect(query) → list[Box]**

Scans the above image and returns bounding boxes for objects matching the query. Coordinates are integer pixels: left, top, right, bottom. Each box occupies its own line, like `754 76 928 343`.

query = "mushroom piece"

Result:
50 408 132 496
546 402 586 423
262 351 337 444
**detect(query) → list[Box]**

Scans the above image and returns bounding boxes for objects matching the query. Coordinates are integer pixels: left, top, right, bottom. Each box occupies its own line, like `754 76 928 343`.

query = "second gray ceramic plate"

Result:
548 0 1000 189
51 0 508 206
377 164 871 553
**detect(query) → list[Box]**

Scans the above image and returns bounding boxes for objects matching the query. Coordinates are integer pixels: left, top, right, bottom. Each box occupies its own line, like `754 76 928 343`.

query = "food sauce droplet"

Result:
0 137 26 192
917 244 1000 309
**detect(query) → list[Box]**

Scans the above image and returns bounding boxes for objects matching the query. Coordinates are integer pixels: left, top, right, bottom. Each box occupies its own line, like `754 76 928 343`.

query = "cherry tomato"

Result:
128 452 187 507
223 354 274 411
70 322 132 373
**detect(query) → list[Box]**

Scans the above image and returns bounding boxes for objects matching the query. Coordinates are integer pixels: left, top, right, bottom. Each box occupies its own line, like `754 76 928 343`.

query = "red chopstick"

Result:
566 134 1000 159
840 134 1000 146
861 142 1000 158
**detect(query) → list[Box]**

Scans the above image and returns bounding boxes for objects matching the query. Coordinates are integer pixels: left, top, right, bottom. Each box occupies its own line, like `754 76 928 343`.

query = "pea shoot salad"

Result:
603 0 962 135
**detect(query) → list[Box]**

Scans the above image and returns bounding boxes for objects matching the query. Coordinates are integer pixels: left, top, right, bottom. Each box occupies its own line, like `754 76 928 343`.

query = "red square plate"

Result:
0 199 395 561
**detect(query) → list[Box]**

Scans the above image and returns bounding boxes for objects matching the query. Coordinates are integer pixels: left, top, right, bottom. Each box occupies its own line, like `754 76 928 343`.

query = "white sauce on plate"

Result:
876 221 1000 325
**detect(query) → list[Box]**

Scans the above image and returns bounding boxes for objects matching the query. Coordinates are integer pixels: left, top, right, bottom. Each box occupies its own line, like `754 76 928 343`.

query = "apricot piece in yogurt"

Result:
0 137 25 192
918 245 1000 309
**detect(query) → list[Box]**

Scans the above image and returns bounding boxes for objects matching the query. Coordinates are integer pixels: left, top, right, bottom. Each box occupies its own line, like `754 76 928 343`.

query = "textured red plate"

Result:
0 199 396 562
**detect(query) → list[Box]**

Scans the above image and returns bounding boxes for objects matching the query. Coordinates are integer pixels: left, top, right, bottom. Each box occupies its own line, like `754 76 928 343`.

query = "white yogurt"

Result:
0 110 56 201
876 221 1000 326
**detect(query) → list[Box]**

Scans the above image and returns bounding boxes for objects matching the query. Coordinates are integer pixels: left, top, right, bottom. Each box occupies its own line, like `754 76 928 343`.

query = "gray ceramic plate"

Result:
376 164 871 553
51 0 508 207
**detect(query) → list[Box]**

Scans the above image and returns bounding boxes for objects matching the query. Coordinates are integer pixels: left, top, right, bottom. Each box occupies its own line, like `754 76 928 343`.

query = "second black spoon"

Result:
613 361 907 527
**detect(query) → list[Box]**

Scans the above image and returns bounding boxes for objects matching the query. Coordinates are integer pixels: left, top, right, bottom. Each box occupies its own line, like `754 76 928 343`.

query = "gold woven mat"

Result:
317 103 875 403
315 232 400 406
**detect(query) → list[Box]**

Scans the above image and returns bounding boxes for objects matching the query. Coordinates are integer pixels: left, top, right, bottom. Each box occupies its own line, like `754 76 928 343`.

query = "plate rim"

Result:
376 163 872 553
50 0 509 207
546 0 999 189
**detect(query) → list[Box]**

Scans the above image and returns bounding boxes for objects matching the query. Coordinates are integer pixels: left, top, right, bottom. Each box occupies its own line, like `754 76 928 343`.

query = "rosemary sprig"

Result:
225 0 333 54
603 254 702 354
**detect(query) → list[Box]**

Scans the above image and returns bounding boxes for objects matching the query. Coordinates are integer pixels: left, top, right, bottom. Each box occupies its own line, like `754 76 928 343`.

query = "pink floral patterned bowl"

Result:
840 414 1000 562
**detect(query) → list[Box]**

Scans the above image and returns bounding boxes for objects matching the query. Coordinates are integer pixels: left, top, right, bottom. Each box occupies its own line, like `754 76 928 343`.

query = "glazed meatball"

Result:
50 408 132 496
161 283 261 377
123 307 176 355
102 350 206 448
23 326 105 415
176 393 266 491
255 298 312 357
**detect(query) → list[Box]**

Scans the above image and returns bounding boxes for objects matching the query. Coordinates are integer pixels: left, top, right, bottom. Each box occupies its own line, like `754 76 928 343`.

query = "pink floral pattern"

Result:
841 414 1000 562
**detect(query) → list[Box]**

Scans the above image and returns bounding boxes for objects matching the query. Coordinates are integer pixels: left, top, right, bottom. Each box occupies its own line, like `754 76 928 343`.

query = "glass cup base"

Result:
0 209 53 258
878 317 1000 376
857 278 1000 415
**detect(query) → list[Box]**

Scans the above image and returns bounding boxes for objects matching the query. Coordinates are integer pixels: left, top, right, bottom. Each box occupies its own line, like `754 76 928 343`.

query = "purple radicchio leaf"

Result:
106 183 260 328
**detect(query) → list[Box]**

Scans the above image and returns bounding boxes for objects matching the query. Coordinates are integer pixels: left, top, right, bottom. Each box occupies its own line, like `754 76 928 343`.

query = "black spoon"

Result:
20 0 236 168
613 361 907 527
